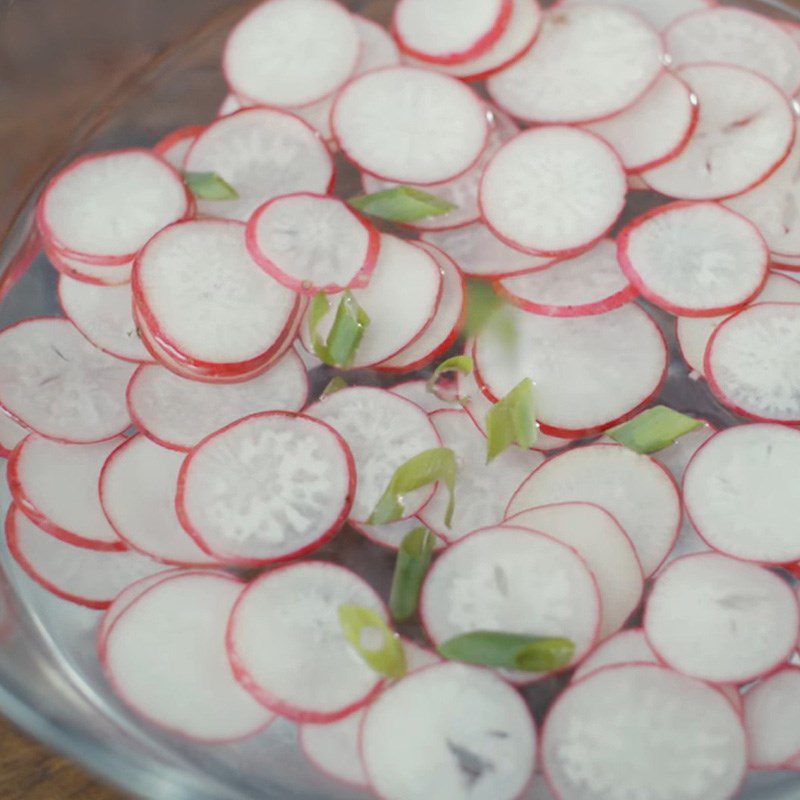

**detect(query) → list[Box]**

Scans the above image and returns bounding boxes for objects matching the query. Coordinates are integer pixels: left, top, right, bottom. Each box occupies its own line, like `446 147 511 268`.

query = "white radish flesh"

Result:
389 380 453 414
0 413 28 457
350 517 446 552
557 0 715 31
743 667 800 768
652 421 715 482
153 125 203 169
45 244 133 286
571 628 658 682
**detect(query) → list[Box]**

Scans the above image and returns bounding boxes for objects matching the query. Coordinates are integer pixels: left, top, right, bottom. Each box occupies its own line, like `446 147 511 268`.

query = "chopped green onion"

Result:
369 448 457 528
182 171 238 200
322 376 348 397
389 527 436 622
426 356 473 402
607 405 704 454
349 186 457 223
485 378 537 462
437 631 575 672
464 279 518 347
338 604 406 679
309 291 370 369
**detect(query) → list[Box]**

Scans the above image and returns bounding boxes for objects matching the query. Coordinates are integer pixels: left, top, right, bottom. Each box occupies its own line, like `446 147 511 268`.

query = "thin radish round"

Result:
743 667 800 769
705 302 800 423
507 444 681 577
642 64 795 201
683 424 800 564
542 663 747 800
571 628 658 683
332 67 489 185
617 201 769 316
100 435 217 566
361 662 537 800
420 526 601 681
103 571 274 742
246 193 379 294
0 318 135 443
153 124 204 169
486 6 663 124
479 126 626 256
557 0 716 31
183 108 334 222
473 305 667 436
45 244 133 286
506 503 644 639
217 93 245 117
223 0 360 108
228 562 387 722
389 380 453 414
307 387 440 523
652 420 715 481
496 239 636 317
9 434 125 551
351 517 446 552
644 553 799 684
0 413 28 458
177 412 354 565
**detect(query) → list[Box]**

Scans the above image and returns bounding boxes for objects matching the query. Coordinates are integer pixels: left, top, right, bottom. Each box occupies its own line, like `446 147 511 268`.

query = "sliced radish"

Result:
642 64 795 201
507 444 681 577
37 149 191 264
306 387 440 523
473 305 667 436
6 506 164 609
246 193 379 294
228 562 387 722
45 244 133 286
617 201 768 316
705 302 800 422
421 526 601 681
361 662 536 800
390 380 454 414
743 667 800 769
583 72 699 173
351 517 446 552
644 553 799 684
665 8 800 96
103 571 273 742
506 503 644 638
217 93 246 118
0 413 28 458
652 420 715 481
126 350 307 451
479 126 626 256
153 124 204 169
332 66 489 185
177 412 354 565
184 108 334 222
58 276 152 363
223 0 359 108
496 239 636 317
571 628 658 683
557 0 715 31
9 434 124 550
418 410 543 542
0 318 135 443
487 6 663 124
683 424 800 564
542 663 747 800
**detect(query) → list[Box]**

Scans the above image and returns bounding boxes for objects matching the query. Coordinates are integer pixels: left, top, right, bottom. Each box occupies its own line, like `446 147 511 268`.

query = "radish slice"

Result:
479 127 626 256
246 193 379 294
332 66 489 185
103 571 273 741
665 8 800 96
644 553 799 684
0 413 28 457
642 64 795 201
37 149 191 264
583 72 699 173
217 94 245 117
617 201 769 316
58 277 152 363
300 235 442 369
572 628 658 683
507 444 681 577
743 667 800 768
184 108 334 222
677 273 800 375
6 506 164 609
126 350 307 451
496 239 636 317
9 434 125 551
100 436 217 566
705 302 800 423
351 517 446 552
45 244 133 286
390 380 453 414
361 662 537 800
153 124 204 169
223 0 359 108
652 421 715 481
558 0 715 31
418 410 543 542
486 6 663 124
228 562 387 722
506 503 644 638
177 412 354 565
307 387 440 523
0 318 135 443
542 663 747 800
683 424 800 564
133 219 299 378
473 305 667 437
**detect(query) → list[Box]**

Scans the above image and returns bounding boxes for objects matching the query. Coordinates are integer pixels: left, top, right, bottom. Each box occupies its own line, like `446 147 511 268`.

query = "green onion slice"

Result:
389 527 437 622
426 356 473 402
607 405 704 454
349 186 457 223
338 604 406 679
485 378 537 462
309 291 370 369
321 376 348 397
437 631 575 672
182 171 238 200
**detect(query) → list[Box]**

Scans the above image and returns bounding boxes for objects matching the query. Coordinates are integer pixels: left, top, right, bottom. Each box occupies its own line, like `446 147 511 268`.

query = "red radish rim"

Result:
153 124 207 160
744 665 800 769
44 242 132 287
347 518 441 551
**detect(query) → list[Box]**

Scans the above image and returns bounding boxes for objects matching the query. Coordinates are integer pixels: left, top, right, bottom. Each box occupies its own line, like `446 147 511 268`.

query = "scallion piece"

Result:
349 186 457 223
322 376 348 397
182 171 238 200
389 527 436 622
485 378 537 462
309 291 370 369
338 604 406 679
437 631 575 672
426 355 473 402
607 405 704 454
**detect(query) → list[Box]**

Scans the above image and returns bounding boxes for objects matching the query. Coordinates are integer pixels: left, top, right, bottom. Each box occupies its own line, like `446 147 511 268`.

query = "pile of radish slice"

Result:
4 0 800 799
